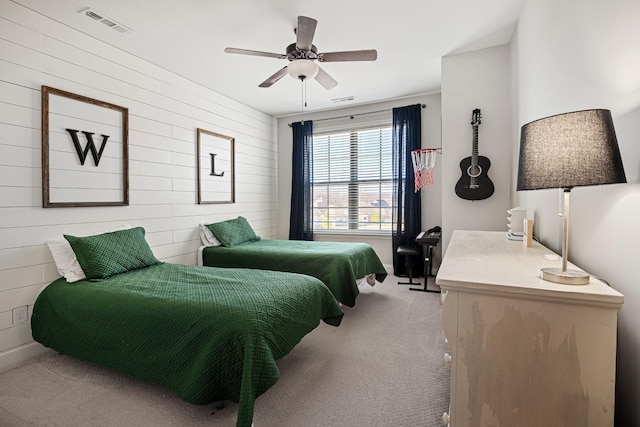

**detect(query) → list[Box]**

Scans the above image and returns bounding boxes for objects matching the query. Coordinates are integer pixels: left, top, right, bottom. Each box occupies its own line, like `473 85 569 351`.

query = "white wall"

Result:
276 93 442 266
441 44 513 250
514 1 640 425
0 1 278 369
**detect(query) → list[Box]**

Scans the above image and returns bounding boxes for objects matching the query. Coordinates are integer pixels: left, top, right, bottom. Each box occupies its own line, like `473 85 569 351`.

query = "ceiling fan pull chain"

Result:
300 78 305 123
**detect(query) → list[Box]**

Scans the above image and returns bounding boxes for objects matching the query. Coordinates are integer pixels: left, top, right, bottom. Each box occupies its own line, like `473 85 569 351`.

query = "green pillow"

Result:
206 216 260 247
64 227 161 280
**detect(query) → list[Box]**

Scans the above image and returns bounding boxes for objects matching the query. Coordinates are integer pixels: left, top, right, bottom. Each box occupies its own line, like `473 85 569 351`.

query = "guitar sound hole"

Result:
467 165 482 178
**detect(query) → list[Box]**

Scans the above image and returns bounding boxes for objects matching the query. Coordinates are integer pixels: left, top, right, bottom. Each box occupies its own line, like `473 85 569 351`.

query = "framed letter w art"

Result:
197 128 235 204
41 86 129 207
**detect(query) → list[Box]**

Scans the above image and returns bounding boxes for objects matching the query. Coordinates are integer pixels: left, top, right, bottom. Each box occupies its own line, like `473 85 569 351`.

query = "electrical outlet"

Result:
12 305 28 325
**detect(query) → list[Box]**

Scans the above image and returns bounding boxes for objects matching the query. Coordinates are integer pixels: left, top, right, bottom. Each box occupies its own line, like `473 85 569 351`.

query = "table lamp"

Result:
516 109 626 285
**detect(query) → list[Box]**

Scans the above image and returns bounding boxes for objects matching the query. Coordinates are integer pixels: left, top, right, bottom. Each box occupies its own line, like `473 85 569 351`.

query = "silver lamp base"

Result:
540 267 590 285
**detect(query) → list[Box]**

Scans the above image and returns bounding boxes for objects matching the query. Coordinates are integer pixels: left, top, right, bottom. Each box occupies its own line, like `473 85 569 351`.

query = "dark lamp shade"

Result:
517 109 626 190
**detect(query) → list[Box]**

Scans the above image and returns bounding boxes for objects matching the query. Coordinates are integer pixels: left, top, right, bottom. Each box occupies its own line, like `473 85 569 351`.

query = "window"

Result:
312 126 394 232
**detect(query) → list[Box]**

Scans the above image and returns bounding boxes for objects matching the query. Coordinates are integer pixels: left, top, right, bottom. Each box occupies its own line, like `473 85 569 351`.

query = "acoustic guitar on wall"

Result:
455 108 494 201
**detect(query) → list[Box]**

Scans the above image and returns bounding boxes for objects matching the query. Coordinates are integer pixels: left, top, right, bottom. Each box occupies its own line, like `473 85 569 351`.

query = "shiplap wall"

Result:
0 1 279 368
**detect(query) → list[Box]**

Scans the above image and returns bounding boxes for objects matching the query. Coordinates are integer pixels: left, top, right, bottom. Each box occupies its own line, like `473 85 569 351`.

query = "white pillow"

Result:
47 224 132 283
47 239 86 283
199 223 222 247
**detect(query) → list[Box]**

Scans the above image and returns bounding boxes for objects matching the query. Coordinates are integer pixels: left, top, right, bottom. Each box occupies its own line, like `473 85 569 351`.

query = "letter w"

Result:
65 128 110 166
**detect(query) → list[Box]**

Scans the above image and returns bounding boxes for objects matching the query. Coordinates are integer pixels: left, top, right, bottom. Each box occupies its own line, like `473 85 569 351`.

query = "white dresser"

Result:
436 230 623 426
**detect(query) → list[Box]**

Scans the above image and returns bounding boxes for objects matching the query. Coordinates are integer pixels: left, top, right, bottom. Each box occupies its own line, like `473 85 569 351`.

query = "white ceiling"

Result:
14 0 524 117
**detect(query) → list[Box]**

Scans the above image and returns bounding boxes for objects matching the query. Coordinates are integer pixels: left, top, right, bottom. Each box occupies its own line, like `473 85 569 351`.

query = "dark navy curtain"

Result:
392 104 422 276
289 120 314 240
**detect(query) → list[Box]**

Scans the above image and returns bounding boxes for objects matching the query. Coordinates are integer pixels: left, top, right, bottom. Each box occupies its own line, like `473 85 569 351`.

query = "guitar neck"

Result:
470 126 479 187
471 126 479 167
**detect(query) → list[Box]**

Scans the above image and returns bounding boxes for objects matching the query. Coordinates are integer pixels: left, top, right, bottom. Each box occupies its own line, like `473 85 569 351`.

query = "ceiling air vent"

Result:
331 96 355 104
79 7 132 34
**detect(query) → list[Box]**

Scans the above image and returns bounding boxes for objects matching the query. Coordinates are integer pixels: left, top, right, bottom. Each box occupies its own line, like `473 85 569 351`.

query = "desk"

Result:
411 230 441 292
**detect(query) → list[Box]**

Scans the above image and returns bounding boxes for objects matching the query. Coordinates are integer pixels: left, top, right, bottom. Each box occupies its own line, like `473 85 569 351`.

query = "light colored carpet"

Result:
0 276 449 427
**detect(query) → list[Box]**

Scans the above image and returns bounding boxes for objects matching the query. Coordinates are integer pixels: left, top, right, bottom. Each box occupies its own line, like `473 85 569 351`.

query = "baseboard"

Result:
0 342 52 372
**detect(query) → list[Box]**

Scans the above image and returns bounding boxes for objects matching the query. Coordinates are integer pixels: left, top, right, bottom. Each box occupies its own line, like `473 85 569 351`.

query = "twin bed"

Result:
32 220 386 427
198 216 387 307
200 239 387 307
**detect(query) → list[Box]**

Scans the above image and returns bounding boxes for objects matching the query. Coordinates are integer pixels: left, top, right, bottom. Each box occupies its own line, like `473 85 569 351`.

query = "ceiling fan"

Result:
224 16 377 90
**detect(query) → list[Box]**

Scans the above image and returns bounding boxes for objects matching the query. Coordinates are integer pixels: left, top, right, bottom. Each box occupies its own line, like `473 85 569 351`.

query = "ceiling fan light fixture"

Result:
288 59 318 80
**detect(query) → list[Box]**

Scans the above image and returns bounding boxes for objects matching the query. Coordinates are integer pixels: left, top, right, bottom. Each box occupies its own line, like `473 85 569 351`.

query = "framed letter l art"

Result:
197 128 235 204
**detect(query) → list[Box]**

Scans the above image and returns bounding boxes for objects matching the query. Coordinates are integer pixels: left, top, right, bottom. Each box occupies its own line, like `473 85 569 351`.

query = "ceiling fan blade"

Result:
295 16 317 52
258 66 289 88
315 66 338 90
318 49 378 62
224 47 286 60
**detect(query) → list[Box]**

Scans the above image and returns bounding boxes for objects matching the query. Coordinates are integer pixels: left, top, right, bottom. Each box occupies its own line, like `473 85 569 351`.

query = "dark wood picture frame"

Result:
196 128 235 204
42 85 129 208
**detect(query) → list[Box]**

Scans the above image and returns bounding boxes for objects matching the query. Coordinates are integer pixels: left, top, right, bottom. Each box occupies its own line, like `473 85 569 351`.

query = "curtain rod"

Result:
289 103 425 127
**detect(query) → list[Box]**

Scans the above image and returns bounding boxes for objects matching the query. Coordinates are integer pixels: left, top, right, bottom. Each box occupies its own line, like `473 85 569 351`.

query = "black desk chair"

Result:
396 245 421 285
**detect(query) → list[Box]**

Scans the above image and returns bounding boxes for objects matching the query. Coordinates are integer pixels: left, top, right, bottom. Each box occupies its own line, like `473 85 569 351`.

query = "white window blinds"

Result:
312 125 394 232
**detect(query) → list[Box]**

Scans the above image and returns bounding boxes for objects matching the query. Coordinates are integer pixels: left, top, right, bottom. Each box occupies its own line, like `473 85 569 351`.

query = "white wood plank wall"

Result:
0 0 279 368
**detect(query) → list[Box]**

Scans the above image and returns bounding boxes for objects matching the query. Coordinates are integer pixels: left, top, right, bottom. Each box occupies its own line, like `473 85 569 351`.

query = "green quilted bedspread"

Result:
31 263 343 427
202 239 388 307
